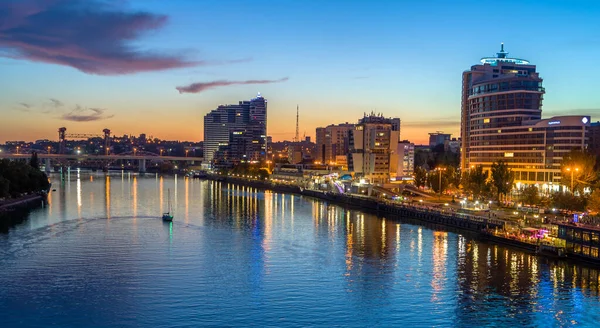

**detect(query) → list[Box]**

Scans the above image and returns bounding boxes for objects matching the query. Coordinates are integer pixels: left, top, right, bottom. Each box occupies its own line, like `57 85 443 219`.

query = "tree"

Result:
551 192 587 212
463 165 489 201
587 189 600 214
0 159 49 198
427 170 446 194
444 166 461 194
29 151 39 170
491 160 514 202
0 176 9 198
520 185 540 206
414 166 427 189
560 149 597 194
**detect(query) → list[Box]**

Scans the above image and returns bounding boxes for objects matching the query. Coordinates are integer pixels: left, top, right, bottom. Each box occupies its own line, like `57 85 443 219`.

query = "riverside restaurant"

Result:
557 223 600 260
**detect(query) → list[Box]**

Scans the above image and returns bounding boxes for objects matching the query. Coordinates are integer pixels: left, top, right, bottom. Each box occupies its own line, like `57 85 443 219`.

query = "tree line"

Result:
413 149 600 213
0 153 50 199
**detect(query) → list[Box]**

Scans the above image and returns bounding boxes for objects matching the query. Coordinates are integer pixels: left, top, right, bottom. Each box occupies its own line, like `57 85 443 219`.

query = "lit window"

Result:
484 118 490 123
504 153 514 157
497 130 501 133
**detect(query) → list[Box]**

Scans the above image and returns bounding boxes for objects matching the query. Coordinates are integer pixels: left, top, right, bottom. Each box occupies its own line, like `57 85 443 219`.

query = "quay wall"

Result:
205 175 505 233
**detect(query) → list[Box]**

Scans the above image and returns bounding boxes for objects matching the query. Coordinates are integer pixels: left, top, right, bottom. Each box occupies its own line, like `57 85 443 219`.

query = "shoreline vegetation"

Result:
0 155 50 212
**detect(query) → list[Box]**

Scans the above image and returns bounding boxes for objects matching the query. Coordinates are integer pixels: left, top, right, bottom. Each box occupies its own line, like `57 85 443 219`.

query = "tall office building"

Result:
203 93 267 166
588 122 600 159
349 113 400 184
461 44 589 189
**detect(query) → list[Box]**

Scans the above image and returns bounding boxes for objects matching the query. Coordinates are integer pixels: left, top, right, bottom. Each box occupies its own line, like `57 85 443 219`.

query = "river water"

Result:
0 171 599 327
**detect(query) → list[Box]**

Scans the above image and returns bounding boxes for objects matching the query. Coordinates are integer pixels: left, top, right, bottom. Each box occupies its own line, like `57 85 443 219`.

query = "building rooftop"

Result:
480 43 530 65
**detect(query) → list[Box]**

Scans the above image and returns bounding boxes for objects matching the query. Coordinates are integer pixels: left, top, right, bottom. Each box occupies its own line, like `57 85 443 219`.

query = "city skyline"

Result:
2 0 600 144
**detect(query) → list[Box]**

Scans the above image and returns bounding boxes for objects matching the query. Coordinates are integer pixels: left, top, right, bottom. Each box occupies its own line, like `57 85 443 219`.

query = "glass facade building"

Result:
203 94 267 166
460 44 590 190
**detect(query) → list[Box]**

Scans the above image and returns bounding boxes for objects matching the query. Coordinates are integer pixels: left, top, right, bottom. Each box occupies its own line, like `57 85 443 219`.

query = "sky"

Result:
1 0 600 144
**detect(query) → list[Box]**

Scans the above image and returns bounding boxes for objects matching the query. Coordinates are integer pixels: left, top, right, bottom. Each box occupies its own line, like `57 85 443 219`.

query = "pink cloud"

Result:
176 77 289 94
0 0 200 74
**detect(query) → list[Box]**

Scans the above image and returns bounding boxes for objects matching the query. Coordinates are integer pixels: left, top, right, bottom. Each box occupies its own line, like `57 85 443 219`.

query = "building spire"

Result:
497 42 508 58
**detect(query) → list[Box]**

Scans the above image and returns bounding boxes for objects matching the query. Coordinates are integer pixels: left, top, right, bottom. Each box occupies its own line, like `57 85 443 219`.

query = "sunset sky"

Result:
1 0 599 144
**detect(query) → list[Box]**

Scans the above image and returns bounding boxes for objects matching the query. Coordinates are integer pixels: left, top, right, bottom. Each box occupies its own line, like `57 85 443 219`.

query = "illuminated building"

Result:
396 141 415 179
348 113 400 184
460 44 590 190
203 93 267 166
315 123 354 164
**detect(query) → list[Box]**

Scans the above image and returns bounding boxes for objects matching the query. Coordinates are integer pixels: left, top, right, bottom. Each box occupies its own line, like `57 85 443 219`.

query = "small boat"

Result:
162 188 173 221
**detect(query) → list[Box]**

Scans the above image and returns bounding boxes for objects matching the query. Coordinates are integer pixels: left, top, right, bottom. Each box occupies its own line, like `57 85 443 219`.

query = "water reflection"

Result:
454 238 600 326
1 176 600 327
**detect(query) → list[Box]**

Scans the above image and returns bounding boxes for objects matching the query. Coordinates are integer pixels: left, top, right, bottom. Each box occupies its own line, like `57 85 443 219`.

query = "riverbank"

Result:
203 174 599 265
0 193 46 212
203 175 512 232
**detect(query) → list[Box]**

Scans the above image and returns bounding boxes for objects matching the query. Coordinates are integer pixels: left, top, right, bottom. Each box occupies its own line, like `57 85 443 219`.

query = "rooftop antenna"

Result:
295 104 299 142
497 42 508 58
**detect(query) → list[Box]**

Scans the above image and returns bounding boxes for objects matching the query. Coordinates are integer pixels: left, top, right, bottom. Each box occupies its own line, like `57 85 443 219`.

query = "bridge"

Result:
0 126 203 172
0 153 203 173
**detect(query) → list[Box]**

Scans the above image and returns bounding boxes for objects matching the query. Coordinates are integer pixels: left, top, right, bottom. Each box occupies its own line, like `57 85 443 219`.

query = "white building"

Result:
460 44 589 191
396 141 415 180
349 113 400 184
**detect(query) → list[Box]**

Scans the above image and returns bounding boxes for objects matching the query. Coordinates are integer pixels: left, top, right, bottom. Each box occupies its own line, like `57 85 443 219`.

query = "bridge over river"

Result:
0 153 204 173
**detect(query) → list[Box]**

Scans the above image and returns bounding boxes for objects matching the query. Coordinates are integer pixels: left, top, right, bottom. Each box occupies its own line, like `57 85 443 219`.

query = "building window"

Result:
583 246 591 256
583 232 591 243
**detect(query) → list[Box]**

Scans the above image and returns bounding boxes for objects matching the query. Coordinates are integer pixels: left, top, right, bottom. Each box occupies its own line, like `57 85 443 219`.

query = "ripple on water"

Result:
1 177 600 327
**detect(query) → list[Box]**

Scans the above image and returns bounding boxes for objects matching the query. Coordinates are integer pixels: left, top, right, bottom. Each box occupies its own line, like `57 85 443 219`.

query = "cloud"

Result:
12 102 32 112
0 0 200 75
49 98 63 108
176 77 289 94
61 105 114 122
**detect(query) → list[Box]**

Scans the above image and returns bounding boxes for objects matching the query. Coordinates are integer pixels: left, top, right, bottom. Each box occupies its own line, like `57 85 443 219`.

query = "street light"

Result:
185 149 189 157
16 146 20 154
565 167 580 194
133 147 137 156
435 167 446 200
47 146 51 154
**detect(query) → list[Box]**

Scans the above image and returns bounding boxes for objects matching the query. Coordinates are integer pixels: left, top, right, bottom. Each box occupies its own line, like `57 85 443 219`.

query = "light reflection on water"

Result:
0 171 599 327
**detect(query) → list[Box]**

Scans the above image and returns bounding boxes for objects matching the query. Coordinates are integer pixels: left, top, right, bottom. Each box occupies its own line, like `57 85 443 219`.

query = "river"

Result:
0 171 599 327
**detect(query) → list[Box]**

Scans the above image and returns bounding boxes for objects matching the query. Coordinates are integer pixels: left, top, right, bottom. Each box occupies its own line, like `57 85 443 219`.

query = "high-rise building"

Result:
396 141 415 179
203 93 267 166
315 123 355 164
588 122 600 159
348 113 400 184
460 44 590 190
